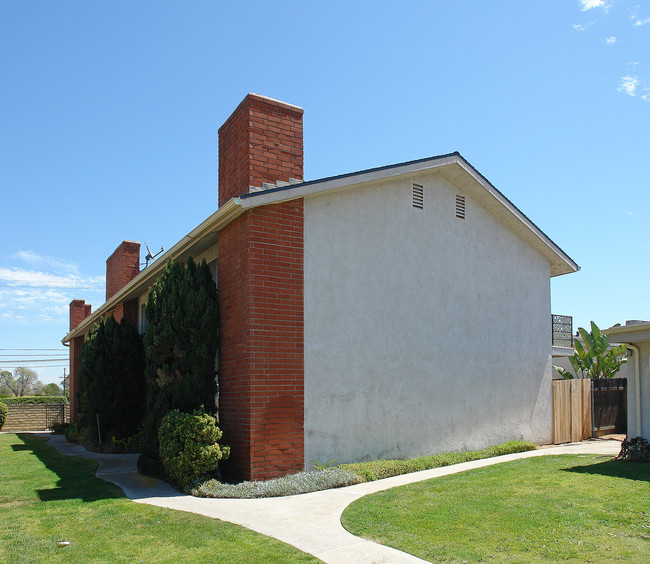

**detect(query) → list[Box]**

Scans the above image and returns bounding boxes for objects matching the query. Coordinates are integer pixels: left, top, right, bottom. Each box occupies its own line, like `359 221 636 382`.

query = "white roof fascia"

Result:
62 198 243 344
604 323 650 343
240 153 578 277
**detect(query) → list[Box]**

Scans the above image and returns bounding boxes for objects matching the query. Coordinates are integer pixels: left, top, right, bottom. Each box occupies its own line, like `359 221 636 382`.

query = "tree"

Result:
0 367 42 396
78 316 146 441
0 371 13 396
554 321 627 379
42 383 62 396
142 257 219 453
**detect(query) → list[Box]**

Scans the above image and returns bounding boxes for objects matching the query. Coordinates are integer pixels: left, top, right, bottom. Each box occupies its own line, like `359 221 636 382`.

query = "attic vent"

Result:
412 184 424 209
455 195 466 219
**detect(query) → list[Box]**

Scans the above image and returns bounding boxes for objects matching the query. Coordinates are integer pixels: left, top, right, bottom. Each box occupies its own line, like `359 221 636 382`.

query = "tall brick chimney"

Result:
106 240 141 300
218 93 304 207
69 299 92 331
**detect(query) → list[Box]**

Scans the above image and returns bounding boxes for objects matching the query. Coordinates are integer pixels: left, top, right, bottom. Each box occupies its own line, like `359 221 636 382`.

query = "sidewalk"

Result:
47 434 622 564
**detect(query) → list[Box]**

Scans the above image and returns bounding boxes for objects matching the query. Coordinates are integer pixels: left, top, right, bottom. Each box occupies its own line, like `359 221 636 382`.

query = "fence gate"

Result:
592 378 627 437
552 379 592 444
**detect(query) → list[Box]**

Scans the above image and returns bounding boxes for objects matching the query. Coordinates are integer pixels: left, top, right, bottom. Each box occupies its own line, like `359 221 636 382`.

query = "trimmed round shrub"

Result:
158 408 229 488
0 401 7 430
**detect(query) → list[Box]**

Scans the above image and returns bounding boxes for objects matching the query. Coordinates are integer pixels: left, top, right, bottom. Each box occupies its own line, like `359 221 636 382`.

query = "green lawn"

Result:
342 454 650 563
0 433 320 563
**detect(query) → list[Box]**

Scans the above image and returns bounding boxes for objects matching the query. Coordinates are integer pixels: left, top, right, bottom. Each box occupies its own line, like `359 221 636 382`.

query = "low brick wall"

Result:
2 404 70 432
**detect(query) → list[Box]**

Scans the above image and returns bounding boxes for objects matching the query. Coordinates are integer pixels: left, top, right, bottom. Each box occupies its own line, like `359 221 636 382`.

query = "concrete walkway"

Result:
45 434 621 564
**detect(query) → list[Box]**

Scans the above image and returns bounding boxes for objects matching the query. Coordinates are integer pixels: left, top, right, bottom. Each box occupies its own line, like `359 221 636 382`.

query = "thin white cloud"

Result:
0 268 103 289
12 250 80 274
629 6 650 26
578 0 607 10
618 75 639 96
0 267 104 325
573 22 595 31
603 36 617 45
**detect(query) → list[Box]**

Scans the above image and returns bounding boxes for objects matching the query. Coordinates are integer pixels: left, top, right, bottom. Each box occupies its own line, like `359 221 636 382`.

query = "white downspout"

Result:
626 344 641 436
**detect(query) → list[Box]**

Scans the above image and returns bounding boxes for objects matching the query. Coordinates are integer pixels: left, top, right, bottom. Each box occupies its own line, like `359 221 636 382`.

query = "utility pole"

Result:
61 368 67 398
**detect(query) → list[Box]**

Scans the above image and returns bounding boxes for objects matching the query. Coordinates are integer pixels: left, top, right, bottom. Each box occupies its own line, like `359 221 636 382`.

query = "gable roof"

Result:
63 152 578 344
239 152 579 278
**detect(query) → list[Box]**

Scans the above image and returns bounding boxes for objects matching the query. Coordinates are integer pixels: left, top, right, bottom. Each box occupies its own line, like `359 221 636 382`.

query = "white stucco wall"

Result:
303 171 553 465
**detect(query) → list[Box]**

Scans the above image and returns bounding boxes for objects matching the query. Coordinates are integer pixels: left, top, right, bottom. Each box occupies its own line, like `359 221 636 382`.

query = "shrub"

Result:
616 436 650 462
158 409 229 488
2 396 67 405
78 316 146 443
142 257 219 454
191 468 362 498
339 440 537 482
0 402 7 430
137 453 165 479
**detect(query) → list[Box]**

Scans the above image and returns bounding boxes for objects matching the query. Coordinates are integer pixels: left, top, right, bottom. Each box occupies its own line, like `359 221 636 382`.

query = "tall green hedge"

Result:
78 316 146 441
142 257 219 453
1 396 67 405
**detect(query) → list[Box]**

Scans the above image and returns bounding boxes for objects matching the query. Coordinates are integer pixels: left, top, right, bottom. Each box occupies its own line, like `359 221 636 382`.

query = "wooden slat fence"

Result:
552 379 592 444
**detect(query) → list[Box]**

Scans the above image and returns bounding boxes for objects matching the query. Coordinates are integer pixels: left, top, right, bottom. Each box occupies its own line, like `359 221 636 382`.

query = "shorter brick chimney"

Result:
106 240 141 300
69 299 92 331
218 93 304 207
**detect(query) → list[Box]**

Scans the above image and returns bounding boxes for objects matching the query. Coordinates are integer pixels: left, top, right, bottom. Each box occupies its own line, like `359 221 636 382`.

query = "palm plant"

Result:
554 321 627 379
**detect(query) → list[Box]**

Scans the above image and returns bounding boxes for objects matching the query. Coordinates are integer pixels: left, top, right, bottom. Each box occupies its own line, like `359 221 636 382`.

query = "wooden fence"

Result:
552 378 628 444
552 379 592 444
593 378 627 437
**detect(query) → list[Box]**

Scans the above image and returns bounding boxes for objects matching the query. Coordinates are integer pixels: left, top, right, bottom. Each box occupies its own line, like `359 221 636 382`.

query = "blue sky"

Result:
1 0 649 385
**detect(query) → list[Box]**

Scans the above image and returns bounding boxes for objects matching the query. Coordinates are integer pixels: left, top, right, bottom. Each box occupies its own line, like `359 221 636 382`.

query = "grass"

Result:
0 433 320 563
339 440 536 482
342 454 650 562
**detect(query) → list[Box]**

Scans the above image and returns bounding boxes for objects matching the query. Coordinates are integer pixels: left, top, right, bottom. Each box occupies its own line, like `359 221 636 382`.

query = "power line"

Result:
0 359 68 363
0 348 67 351
0 354 68 357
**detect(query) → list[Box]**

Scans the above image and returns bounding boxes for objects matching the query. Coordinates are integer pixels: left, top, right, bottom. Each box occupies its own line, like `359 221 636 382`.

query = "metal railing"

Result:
552 314 573 348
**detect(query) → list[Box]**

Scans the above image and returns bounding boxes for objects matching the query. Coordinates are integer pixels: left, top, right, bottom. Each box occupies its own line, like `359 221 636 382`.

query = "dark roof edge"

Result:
458 154 579 273
239 152 462 199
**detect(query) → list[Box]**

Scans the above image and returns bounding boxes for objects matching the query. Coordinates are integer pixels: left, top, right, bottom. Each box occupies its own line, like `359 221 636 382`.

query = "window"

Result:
139 303 148 335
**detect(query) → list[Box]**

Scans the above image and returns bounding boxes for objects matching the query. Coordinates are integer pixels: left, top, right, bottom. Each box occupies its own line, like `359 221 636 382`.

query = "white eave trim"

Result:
240 153 578 277
62 198 243 344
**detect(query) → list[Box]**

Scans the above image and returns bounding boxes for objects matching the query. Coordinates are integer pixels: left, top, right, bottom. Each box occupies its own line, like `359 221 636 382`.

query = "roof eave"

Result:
62 198 243 344
240 153 579 277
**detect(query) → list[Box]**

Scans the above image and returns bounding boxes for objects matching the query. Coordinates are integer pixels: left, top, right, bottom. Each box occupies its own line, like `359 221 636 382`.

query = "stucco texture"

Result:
303 171 553 465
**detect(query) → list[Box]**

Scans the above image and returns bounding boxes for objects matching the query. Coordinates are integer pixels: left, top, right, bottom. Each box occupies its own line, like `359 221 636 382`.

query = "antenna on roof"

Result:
144 243 165 268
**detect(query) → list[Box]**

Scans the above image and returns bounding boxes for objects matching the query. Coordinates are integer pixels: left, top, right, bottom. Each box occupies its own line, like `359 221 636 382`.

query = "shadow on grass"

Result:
15 433 125 503
562 458 650 483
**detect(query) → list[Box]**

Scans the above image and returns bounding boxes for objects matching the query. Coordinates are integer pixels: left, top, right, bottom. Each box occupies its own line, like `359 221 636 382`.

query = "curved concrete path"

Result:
45 434 621 564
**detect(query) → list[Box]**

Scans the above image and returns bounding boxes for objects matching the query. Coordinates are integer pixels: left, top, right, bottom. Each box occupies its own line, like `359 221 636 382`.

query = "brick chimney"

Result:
69 299 92 331
106 240 141 300
218 93 304 207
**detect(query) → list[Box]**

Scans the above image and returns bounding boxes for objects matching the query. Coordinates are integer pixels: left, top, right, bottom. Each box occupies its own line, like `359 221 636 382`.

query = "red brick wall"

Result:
218 200 305 481
218 94 303 207
107 299 138 328
69 335 84 421
69 299 92 331
106 241 141 300
69 299 92 422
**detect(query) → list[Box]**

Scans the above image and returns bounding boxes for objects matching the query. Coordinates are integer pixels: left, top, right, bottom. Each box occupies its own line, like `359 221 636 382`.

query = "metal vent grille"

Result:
413 184 424 209
455 195 466 219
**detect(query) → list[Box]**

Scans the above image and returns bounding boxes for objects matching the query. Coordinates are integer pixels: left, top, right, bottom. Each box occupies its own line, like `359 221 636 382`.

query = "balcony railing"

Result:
552 314 573 348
